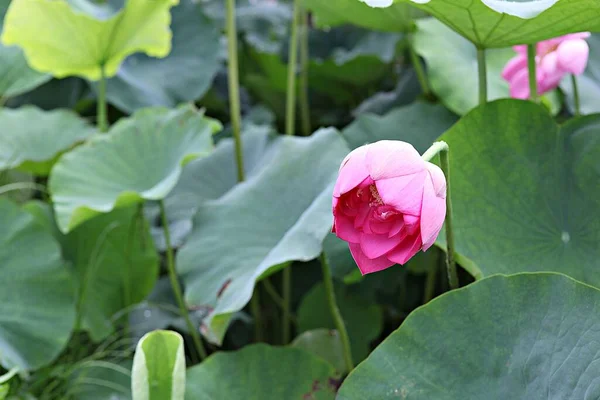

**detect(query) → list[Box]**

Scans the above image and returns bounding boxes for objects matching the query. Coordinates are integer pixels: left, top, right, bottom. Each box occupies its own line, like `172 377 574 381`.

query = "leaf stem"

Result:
527 44 538 102
285 0 300 136
408 35 431 99
299 7 311 136
476 47 487 105
226 0 245 181
159 200 207 361
571 74 580 116
97 64 108 133
250 287 263 342
281 0 301 344
226 0 263 341
421 141 458 290
282 266 291 344
320 253 353 372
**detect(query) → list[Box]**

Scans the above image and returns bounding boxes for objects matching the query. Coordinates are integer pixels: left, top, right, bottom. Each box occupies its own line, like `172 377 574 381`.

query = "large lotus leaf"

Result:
161 126 277 223
146 125 276 251
49 105 220 233
105 0 220 113
177 129 349 344
302 0 413 32
1 0 178 80
363 0 600 48
339 273 600 399
297 282 383 363
342 101 458 151
0 0 51 98
132 330 185 400
6 77 92 111
63 207 159 341
413 18 513 115
185 344 338 399
292 329 347 374
561 33 600 115
0 107 95 175
438 99 600 285
0 199 75 370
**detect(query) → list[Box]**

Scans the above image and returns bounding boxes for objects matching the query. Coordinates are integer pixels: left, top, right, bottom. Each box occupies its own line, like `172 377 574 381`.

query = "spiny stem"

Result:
527 44 538 103
421 141 458 290
476 47 487 105
285 0 300 136
226 0 245 181
281 0 301 344
226 0 263 341
320 253 353 372
282 266 291 344
97 64 108 132
159 200 207 361
299 7 311 136
250 287 263 342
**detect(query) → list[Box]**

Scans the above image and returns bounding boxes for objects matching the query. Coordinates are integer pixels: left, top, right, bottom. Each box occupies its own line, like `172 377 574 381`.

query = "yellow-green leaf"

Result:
1 0 178 80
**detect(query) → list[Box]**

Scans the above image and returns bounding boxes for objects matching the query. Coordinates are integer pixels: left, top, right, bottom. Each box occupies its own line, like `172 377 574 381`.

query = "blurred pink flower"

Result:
332 141 446 275
502 33 591 99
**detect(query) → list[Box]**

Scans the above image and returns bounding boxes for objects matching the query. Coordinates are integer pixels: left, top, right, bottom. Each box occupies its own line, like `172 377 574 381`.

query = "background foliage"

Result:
0 0 598 398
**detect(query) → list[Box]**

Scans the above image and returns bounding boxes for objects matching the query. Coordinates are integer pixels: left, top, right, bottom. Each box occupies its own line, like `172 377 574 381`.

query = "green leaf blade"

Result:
49 105 219 233
0 199 75 370
185 344 338 399
338 273 600 399
177 129 350 344
1 0 179 80
132 330 185 400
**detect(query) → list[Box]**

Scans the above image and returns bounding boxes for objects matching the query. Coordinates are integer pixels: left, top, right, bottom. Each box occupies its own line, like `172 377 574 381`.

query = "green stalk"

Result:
281 0 301 344
226 0 245 182
282 265 291 344
320 253 353 371
421 141 458 290
571 74 580 116
285 0 300 136
299 8 311 136
408 35 431 99
159 200 207 361
226 0 263 341
97 64 108 132
250 287 263 342
527 44 538 102
476 48 487 105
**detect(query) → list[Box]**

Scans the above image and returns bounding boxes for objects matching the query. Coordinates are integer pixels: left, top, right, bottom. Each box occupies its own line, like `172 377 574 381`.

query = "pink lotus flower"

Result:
502 33 590 99
332 141 446 274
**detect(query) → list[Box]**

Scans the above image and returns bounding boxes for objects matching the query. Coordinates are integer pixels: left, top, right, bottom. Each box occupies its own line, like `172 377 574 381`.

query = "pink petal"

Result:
502 54 527 81
420 165 447 251
360 232 403 259
374 171 427 215
508 68 531 99
556 39 589 75
354 203 371 229
513 45 527 55
386 234 422 265
425 162 447 198
364 140 425 180
333 214 361 243
562 32 591 41
388 218 404 237
370 220 393 235
334 146 370 197
349 243 395 274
